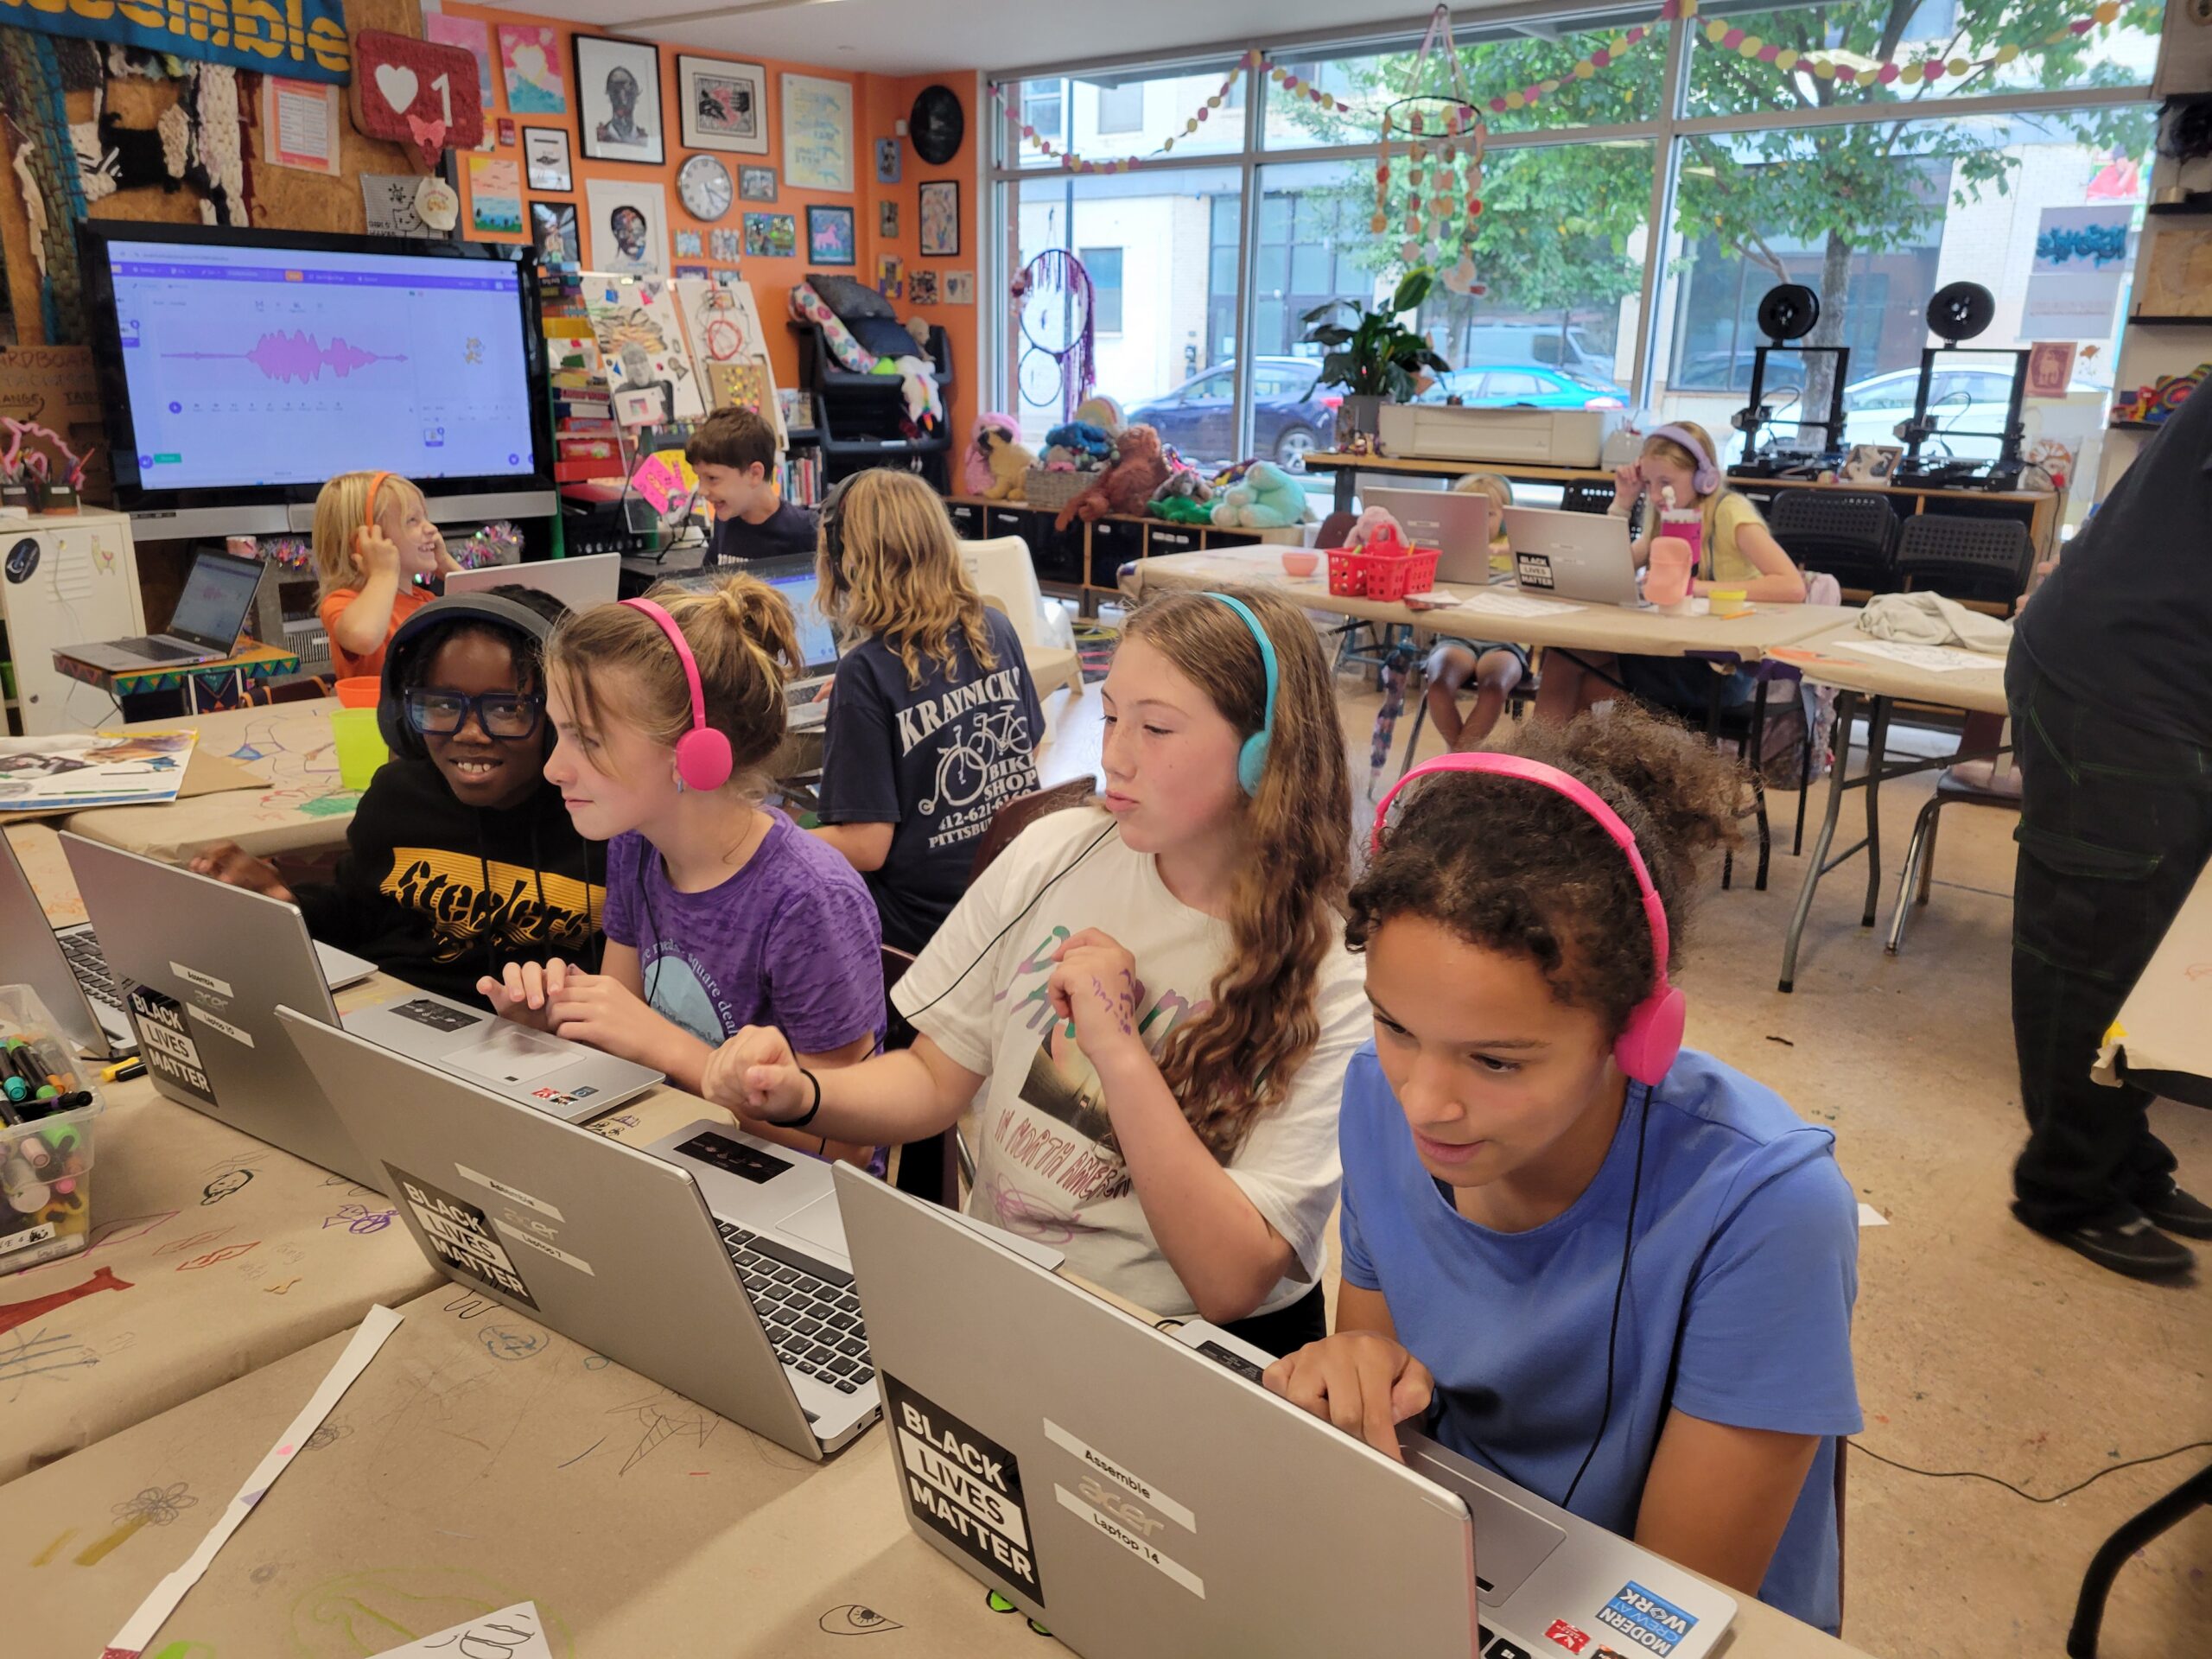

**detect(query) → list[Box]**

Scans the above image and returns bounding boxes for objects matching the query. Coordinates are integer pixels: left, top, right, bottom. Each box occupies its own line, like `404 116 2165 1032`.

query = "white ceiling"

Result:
471 0 1472 79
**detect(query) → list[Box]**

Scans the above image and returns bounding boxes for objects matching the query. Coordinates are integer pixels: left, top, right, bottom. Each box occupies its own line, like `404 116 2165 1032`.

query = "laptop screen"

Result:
168 550 264 646
766 570 840 674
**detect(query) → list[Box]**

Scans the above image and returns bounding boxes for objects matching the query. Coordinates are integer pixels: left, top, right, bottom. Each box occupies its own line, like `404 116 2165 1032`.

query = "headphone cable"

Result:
1563 1078 1652 1509
899 821 1119 1024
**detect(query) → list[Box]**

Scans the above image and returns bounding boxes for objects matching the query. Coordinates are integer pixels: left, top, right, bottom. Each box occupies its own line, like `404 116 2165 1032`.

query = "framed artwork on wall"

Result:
807 204 856 266
782 73 855 192
575 34 665 165
918 180 960 257
677 55 769 155
524 126 572 193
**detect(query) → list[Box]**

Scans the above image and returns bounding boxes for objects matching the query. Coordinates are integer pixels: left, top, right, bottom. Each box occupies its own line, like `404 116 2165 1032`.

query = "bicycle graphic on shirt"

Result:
921 708 1033 816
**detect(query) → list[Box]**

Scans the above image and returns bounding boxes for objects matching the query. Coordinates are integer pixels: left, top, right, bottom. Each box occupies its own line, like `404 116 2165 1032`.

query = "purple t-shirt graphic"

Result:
602 815 884 1056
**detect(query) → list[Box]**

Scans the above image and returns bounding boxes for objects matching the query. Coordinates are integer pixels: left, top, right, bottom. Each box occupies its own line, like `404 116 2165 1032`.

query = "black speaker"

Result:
1756 283 1821 342
1927 282 1995 345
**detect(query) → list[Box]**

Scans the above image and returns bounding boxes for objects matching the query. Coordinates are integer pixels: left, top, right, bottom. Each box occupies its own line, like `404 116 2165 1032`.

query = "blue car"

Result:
1127 357 1342 469
1417 364 1629 410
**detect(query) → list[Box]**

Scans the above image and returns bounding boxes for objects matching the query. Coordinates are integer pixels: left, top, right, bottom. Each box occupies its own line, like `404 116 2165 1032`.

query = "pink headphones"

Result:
1645 424 1721 495
620 597 734 791
1370 753 1686 1084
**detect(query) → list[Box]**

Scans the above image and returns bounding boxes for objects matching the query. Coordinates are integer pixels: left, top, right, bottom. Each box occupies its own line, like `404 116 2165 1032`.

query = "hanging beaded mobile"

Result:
1374 8 1488 295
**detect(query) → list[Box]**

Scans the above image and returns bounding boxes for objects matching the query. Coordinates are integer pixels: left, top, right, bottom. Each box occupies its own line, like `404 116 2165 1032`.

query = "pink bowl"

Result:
1281 550 1319 578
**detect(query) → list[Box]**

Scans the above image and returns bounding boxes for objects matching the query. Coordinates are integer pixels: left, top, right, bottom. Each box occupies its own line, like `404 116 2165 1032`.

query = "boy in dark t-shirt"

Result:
689 405 819 564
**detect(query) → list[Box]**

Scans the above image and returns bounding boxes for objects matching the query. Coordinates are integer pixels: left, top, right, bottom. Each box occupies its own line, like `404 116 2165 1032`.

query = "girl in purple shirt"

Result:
482 575 884 1166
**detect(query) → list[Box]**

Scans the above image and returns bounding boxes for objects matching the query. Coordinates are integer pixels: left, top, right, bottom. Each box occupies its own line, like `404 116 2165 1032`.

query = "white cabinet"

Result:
0 510 145 734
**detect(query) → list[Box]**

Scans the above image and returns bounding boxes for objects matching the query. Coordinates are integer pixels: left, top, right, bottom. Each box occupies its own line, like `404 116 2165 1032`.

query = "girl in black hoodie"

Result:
191 587 604 1005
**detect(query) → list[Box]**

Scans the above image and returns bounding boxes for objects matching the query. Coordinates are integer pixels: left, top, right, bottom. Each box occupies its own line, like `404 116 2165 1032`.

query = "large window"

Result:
991 4 2157 493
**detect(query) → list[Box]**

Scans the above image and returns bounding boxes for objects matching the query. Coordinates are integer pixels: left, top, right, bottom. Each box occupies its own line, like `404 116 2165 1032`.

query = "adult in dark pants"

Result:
2007 382 2212 1279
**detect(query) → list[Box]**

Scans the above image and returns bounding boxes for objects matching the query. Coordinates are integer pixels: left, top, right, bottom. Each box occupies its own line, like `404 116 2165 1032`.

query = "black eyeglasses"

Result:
404 688 544 741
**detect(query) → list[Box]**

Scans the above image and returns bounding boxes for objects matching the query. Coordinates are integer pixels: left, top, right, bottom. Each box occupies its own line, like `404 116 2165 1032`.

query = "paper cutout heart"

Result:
374 63 419 112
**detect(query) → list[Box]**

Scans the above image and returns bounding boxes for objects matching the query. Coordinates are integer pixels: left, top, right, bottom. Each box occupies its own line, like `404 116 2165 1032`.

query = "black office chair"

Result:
1770 489 1899 594
1896 514 2035 607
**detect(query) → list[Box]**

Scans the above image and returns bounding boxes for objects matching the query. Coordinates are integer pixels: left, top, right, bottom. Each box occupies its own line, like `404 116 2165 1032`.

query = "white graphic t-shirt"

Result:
893 808 1368 1319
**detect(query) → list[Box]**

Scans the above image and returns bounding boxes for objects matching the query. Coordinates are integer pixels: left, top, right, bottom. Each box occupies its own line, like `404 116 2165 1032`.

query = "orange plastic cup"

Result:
334 677 382 709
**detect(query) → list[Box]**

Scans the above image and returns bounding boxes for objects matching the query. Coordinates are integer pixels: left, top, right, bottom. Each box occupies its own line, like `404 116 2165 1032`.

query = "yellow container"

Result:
329 708 390 791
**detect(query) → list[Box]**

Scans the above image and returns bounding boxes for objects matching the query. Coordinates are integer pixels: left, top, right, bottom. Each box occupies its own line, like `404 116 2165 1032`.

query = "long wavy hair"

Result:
816 469 996 688
547 575 800 797
1124 586 1351 1162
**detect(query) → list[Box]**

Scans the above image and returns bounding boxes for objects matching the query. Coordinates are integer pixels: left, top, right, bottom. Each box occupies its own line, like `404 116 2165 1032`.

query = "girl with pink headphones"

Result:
1262 707 1859 1636
1535 422 1807 721
479 577 886 1166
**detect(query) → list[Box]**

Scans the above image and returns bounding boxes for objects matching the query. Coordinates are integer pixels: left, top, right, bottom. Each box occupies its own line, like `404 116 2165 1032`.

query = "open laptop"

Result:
836 1168 1737 1659
282 1009 880 1459
1367 486 1498 586
446 553 620 612
61 547 265 671
668 555 841 730
1 832 137 1058
60 834 657 1136
1503 506 1648 609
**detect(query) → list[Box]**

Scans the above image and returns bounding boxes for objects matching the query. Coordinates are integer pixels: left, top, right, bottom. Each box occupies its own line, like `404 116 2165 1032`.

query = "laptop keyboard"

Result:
110 636 196 661
715 1221 874 1394
60 931 124 1011
1478 1626 1535 1659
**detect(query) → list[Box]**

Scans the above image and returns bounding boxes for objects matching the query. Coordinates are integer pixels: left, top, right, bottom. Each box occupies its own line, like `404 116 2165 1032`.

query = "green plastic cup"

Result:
329 708 390 791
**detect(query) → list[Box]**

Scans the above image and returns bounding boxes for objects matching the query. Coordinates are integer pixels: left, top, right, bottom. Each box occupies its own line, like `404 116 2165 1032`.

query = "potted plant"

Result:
1301 268 1451 448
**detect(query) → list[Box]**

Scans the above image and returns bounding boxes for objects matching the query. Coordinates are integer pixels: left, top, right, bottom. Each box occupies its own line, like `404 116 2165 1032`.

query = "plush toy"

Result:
981 425 1035 501
1057 424 1172 531
1338 505 1403 550
1042 420 1114 470
962 411 1020 495
1150 467 1213 509
1211 461 1314 531
1150 493 1215 526
1072 394 1125 435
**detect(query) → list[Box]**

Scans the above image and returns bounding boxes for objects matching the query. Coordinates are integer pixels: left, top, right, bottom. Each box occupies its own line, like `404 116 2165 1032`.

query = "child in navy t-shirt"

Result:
1262 708 1860 1634
808 469 1044 954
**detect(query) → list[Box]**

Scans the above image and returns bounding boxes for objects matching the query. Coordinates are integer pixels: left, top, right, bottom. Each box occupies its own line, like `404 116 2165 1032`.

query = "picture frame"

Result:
918 180 960 257
738 165 779 202
585 176 671 276
744 212 797 259
781 73 855 193
523 126 572 194
874 137 902 185
807 204 856 267
574 34 665 165
879 200 899 239
877 255 903 301
499 24 568 116
677 54 769 155
531 200 581 267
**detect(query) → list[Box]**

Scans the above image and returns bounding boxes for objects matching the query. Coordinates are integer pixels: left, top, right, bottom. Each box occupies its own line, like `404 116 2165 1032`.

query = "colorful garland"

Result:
990 0 2128 175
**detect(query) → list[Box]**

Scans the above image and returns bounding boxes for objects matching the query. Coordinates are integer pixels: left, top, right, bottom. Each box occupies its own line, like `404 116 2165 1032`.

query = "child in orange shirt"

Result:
313 470 460 679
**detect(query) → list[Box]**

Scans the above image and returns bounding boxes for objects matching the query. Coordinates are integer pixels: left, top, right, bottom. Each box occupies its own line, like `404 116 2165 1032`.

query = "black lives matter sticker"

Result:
388 1164 538 1308
126 986 217 1109
883 1372 1044 1607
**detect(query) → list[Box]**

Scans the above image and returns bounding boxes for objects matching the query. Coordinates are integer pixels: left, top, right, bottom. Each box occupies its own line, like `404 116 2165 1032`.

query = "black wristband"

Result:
775 1066 823 1131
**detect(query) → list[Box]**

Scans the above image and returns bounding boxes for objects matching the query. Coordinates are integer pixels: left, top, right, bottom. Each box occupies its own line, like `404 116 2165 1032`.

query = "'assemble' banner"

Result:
0 0 353 86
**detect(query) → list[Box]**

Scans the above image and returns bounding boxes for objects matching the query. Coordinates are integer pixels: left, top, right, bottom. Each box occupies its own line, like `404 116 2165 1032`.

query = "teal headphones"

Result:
1202 591 1277 797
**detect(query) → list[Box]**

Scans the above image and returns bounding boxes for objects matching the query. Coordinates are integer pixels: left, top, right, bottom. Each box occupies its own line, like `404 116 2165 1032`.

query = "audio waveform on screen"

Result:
162 331 409 384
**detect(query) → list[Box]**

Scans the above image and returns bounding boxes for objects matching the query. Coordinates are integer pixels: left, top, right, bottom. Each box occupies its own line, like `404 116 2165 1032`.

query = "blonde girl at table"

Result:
1533 423 1805 722
313 470 462 681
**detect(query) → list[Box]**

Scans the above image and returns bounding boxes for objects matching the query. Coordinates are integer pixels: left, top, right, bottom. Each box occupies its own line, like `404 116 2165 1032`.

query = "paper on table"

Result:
1834 638 1998 673
101 1305 404 1659
370 1600 553 1656
1428 589 1585 618
1858 1203 1890 1229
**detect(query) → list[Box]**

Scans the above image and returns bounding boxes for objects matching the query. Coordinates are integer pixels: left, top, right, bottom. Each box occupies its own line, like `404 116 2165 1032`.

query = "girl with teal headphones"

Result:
704 586 1370 1355
1262 705 1860 1634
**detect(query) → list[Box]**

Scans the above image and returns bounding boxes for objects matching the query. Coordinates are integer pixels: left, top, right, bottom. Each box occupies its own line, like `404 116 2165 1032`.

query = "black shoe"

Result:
2021 1205 2196 1281
2136 1184 2212 1241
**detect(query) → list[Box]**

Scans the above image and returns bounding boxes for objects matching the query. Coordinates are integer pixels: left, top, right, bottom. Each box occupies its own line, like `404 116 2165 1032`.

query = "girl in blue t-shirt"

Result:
1262 707 1860 1633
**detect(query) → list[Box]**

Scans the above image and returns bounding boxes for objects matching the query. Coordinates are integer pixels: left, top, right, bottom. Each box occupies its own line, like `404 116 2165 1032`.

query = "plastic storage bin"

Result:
0 984 107 1275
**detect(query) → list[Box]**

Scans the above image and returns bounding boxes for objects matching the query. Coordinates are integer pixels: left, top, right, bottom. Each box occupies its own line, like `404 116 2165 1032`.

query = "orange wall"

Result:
446 4 976 448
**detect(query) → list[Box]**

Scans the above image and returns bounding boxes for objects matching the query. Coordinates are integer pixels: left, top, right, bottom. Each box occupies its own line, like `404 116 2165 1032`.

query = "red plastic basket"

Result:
1325 537 1440 602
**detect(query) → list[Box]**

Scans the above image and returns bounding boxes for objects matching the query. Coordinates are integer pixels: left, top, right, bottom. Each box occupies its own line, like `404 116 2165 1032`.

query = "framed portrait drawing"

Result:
918 180 960 257
575 34 664 165
677 55 769 155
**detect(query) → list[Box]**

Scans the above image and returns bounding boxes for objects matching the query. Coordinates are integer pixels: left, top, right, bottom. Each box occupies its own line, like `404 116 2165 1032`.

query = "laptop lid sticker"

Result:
884 1371 1046 1607
388 1164 540 1308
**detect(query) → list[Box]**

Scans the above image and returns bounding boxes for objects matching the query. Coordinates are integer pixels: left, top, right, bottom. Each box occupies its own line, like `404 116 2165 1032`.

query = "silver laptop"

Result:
283 1010 879 1458
670 555 841 729
836 1168 1737 1659
1369 486 1497 586
0 831 137 1058
62 547 265 671
1503 505 1648 608
60 834 657 1134
446 553 619 611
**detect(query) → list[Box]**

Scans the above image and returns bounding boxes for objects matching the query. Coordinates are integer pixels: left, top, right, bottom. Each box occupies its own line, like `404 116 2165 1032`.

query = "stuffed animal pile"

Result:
1210 461 1315 531
1056 424 1172 529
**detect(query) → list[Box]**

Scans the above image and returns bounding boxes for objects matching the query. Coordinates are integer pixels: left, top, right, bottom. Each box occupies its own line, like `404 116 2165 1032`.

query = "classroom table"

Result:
1768 626 2011 992
0 972 449 1485
0 1294 1874 1658
54 639 303 713
55 696 358 865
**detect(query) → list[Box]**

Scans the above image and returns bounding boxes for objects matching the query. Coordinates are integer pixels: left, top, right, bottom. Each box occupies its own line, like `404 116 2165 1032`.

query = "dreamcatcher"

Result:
1377 7 1489 296
1010 250 1097 423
